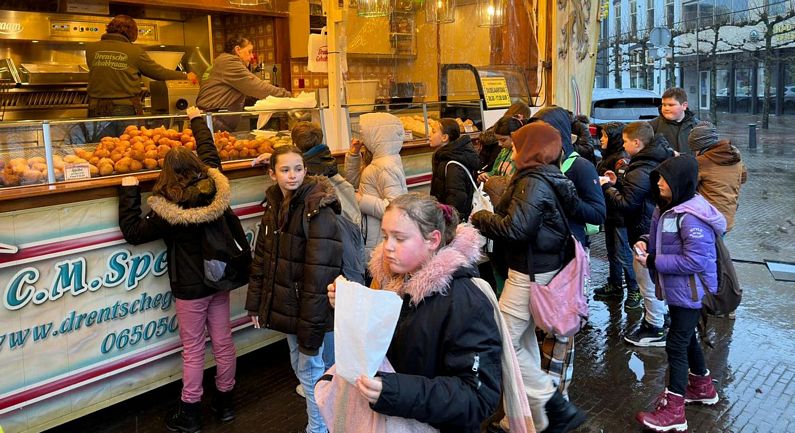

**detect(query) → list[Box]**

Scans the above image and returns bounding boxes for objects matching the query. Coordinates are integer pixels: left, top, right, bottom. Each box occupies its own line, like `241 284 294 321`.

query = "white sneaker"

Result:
296 384 305 398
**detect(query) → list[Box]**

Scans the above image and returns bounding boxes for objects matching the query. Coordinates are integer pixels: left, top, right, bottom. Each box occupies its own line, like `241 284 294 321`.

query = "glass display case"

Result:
0 108 326 189
345 101 483 147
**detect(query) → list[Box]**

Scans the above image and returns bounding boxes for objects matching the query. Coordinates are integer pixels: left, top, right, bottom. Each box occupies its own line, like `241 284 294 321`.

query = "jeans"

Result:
175 292 237 403
500 268 560 432
287 334 328 433
634 260 668 328
604 222 638 289
666 306 707 395
322 332 335 371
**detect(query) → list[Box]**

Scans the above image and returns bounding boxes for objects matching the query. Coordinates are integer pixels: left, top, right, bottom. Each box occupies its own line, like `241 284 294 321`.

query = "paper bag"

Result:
308 27 328 73
334 276 402 385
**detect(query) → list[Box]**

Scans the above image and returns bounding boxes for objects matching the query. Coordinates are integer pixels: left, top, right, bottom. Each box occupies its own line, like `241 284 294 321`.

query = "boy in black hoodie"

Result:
648 87 698 155
601 121 674 347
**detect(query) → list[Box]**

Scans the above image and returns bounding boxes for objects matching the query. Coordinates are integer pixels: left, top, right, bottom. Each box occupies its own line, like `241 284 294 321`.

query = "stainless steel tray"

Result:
19 63 89 85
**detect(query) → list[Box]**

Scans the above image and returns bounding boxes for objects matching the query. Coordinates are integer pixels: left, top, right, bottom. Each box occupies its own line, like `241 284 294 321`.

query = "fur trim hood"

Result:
148 168 231 225
369 224 484 305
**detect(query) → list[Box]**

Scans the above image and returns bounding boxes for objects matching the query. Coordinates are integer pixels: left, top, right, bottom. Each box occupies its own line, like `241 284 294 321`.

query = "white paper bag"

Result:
334 276 402 385
307 27 328 73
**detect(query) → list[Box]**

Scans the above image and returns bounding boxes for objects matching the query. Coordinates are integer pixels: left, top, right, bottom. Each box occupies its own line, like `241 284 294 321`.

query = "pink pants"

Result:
175 291 236 403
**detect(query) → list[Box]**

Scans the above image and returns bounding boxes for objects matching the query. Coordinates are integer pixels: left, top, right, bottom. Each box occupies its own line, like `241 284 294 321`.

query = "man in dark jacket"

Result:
429 118 481 221
532 107 606 247
648 87 698 155
601 121 673 347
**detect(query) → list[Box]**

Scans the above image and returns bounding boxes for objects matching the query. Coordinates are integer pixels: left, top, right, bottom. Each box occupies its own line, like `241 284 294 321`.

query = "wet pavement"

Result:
46 113 795 433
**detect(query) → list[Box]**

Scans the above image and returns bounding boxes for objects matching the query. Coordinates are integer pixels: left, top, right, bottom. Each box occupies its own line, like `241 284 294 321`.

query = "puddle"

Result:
629 352 645 381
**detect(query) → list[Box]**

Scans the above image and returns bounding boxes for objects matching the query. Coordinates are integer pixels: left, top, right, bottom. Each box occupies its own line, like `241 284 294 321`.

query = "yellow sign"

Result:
481 77 512 109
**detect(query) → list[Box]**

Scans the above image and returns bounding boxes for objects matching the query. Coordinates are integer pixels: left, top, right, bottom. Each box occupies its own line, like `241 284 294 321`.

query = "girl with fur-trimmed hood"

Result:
246 145 343 433
118 107 248 433
328 193 502 433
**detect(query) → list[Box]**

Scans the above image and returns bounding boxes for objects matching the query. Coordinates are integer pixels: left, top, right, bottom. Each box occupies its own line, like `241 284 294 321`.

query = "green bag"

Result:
561 152 601 236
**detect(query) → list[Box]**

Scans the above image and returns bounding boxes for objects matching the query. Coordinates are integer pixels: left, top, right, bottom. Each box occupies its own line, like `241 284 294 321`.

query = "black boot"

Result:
541 390 587 433
212 389 235 422
165 400 202 433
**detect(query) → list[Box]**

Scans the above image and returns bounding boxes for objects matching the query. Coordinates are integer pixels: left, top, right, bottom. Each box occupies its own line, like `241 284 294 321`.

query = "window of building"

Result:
768 0 786 17
715 0 731 24
614 0 622 39
732 0 748 24
630 0 638 35
601 15 609 41
699 0 714 28
647 0 655 30
716 69 729 112
666 0 675 28
683 0 698 31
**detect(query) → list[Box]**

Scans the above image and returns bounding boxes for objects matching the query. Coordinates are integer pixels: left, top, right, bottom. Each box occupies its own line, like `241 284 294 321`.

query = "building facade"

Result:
595 0 795 115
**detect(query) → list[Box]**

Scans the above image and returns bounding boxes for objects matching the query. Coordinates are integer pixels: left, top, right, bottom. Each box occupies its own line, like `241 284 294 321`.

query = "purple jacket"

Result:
648 195 727 309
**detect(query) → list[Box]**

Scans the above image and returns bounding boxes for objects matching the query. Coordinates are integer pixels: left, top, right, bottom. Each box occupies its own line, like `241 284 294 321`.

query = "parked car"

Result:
590 88 661 124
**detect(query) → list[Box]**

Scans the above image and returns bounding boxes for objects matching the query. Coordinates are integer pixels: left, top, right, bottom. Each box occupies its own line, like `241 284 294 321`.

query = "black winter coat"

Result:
648 109 698 154
596 122 630 226
118 118 248 301
368 225 501 433
603 134 673 242
430 134 481 221
533 107 606 246
472 165 580 274
245 176 343 355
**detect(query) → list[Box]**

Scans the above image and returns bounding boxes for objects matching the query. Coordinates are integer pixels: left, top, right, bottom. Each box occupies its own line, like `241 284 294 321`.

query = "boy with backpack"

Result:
633 155 725 433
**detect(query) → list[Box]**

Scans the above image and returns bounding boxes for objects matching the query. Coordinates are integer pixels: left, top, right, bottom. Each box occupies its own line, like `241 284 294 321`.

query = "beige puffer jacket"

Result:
344 113 408 260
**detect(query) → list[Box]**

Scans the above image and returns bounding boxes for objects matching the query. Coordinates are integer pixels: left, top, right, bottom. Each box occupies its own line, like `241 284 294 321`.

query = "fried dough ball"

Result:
157 145 171 158
130 159 143 172
21 169 42 184
110 152 124 163
114 157 133 174
143 158 158 170
99 163 114 176
89 165 99 177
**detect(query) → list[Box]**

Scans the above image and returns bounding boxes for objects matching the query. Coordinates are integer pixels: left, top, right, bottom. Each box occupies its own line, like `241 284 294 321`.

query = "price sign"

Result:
64 162 92 181
481 77 512 109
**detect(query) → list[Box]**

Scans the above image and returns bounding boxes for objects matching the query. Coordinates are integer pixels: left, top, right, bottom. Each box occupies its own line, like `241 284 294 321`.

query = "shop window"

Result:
666 0 675 28
716 69 729 112
757 65 778 112
735 68 751 113
784 61 795 113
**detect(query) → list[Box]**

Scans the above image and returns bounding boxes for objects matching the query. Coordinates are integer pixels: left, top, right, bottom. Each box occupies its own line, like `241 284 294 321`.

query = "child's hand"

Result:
356 375 383 404
121 176 139 186
633 241 648 267
604 170 617 184
186 106 202 120
252 152 271 167
327 282 337 309
350 139 363 155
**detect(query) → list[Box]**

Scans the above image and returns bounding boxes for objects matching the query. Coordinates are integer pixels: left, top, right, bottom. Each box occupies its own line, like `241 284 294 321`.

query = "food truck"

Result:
0 1 600 431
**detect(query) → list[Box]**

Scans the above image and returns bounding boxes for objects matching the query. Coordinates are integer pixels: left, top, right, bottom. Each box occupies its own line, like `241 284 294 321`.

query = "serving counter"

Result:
0 107 436 433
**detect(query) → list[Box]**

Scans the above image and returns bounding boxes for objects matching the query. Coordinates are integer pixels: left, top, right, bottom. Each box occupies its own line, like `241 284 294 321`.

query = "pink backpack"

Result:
527 235 590 337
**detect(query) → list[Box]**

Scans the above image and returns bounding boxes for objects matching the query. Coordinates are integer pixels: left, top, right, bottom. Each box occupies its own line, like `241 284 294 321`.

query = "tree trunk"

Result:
614 37 622 88
710 28 719 124
762 27 773 129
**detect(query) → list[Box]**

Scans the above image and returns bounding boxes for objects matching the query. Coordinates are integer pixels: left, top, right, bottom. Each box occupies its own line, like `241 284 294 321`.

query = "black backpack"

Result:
678 214 742 316
201 210 252 291
304 213 366 285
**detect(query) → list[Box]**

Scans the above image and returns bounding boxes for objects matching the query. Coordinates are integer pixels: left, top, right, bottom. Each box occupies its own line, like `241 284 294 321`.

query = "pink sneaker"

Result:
685 370 719 405
635 389 688 432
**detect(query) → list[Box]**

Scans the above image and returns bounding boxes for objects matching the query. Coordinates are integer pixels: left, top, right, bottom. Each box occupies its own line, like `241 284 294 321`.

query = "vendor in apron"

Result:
85 15 198 119
196 35 291 132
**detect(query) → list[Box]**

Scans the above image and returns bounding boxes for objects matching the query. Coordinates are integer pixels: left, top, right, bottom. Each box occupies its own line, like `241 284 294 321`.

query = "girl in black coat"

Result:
245 145 343 433
328 193 502 433
429 118 481 221
118 107 248 433
471 121 587 433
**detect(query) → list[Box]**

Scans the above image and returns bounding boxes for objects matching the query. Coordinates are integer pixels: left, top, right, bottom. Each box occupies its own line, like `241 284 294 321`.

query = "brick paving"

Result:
46 113 795 433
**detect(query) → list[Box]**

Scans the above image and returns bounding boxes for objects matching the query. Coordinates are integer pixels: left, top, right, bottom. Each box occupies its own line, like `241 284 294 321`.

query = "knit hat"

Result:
511 121 562 171
688 121 719 153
